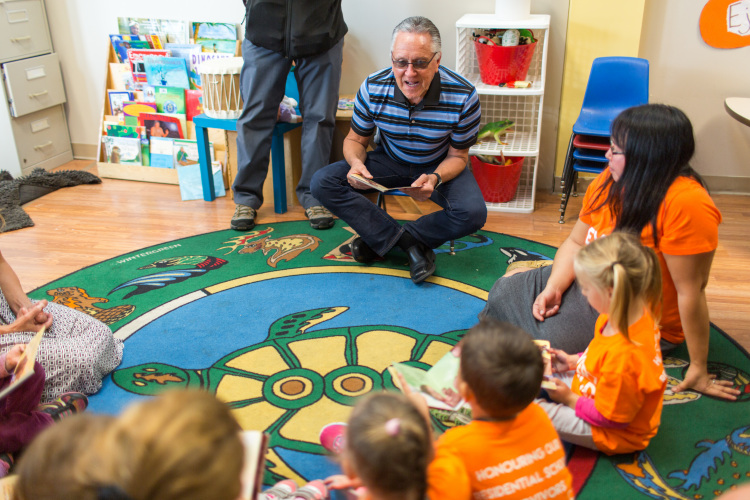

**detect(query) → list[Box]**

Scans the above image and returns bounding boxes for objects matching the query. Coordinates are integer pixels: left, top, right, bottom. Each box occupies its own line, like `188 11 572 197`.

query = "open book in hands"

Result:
347 173 417 193
0 327 45 401
389 348 467 412
238 430 270 500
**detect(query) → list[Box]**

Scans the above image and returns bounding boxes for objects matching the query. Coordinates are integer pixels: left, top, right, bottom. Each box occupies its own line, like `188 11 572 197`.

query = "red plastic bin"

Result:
471 156 524 203
474 39 537 85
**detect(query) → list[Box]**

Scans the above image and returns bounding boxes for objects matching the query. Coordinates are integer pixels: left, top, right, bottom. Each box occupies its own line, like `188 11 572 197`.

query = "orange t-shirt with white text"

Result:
572 312 667 454
427 403 573 500
579 170 721 344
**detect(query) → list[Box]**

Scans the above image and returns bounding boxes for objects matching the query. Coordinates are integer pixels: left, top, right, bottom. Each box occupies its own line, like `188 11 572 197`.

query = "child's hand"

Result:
546 377 578 408
323 475 362 491
393 371 431 423
549 348 577 374
5 344 26 372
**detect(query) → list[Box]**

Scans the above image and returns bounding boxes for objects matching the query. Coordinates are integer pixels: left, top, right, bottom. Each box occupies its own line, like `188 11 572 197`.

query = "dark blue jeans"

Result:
311 148 487 256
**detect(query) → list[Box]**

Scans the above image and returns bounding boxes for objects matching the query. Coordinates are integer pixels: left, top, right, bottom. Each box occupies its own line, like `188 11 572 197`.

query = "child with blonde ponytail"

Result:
538 232 668 455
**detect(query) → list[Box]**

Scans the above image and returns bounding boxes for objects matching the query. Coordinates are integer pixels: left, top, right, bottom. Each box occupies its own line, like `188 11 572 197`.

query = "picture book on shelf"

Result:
118 17 190 44
192 22 239 54
108 90 132 118
165 43 202 90
104 123 142 139
122 101 158 122
110 35 152 63
0 327 46 401
138 112 185 140
173 138 213 167
127 49 170 88
185 89 203 121
190 52 233 89
102 136 143 165
177 161 225 201
144 56 190 89
150 137 175 168
108 63 134 91
153 86 186 114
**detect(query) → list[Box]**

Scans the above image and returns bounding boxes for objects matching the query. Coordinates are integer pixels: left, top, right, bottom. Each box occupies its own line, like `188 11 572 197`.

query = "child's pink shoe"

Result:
319 422 347 455
290 480 328 500
261 479 298 500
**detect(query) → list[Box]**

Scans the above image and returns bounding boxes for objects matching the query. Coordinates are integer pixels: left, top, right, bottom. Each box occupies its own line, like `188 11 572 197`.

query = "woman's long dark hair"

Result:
585 104 706 246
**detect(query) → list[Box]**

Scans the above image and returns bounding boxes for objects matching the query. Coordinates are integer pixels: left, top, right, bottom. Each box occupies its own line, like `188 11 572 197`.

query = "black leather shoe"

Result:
406 243 436 284
351 237 380 264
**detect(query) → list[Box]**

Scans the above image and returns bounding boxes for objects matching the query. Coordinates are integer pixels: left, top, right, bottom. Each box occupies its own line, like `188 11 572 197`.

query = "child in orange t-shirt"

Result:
538 232 667 455
423 320 573 500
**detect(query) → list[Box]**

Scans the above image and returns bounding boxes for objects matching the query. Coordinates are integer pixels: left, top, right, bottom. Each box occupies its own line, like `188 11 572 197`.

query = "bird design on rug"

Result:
46 286 135 325
108 255 228 299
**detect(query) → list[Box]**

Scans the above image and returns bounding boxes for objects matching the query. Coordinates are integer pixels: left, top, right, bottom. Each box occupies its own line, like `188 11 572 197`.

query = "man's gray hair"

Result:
391 16 441 53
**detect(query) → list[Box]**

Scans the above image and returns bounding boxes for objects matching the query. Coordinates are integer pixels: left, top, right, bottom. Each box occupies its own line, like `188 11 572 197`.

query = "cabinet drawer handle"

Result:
28 90 48 98
10 36 32 43
33 141 53 150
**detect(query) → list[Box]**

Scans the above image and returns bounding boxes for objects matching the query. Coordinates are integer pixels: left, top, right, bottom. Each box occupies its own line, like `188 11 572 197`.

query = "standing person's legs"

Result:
480 266 597 353
294 39 344 211
403 166 487 249
233 39 292 212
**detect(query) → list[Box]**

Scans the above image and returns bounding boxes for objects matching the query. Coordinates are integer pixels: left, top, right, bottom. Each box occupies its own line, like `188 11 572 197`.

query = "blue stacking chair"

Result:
558 57 649 223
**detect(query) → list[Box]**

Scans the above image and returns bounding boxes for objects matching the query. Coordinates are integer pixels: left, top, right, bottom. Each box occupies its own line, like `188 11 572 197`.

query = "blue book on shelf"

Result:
177 163 225 201
150 137 175 168
143 56 190 89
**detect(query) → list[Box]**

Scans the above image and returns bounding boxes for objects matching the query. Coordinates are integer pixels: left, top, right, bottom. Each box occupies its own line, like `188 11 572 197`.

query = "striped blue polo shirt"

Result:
350 66 481 166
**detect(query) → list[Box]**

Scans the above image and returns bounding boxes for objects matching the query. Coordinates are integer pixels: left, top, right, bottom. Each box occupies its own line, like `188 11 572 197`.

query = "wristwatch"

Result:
431 172 442 188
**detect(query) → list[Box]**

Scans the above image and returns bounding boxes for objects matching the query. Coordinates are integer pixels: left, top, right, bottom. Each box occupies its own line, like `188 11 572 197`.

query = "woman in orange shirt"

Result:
482 104 739 401
539 233 666 454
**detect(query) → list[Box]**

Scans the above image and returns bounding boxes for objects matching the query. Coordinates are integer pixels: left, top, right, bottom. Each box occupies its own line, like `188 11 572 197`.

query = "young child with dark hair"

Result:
424 319 574 500
538 232 667 455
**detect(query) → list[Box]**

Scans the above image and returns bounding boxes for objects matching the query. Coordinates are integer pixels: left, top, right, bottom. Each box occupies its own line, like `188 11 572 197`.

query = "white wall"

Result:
640 0 750 189
44 0 569 189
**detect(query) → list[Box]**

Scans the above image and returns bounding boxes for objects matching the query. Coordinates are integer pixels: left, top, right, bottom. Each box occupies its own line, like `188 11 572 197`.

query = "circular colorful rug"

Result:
30 221 750 498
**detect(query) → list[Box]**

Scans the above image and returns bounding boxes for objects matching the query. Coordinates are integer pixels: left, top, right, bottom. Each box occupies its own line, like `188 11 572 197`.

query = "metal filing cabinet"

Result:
0 0 72 177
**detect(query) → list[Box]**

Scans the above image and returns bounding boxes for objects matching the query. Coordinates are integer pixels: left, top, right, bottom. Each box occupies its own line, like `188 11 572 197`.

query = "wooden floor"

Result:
3 160 749 352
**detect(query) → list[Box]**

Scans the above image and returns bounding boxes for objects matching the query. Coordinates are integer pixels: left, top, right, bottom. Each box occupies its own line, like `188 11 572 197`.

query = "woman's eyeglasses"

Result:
391 51 438 70
610 141 625 155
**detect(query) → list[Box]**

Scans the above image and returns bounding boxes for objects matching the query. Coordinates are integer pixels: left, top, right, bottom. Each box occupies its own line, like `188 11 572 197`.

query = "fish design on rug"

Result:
108 255 228 299
46 286 135 325
613 426 750 498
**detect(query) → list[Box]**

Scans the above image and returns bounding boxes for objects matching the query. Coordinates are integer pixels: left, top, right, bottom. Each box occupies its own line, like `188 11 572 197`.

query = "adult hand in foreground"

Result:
532 287 562 322
673 363 740 401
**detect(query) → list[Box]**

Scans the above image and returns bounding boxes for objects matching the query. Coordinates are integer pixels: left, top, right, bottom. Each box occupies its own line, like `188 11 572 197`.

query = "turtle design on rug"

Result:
111 306 465 453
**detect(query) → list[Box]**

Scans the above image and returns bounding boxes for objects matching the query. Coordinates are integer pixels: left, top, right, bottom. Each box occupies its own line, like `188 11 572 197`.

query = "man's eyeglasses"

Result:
391 51 438 70
610 141 625 155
